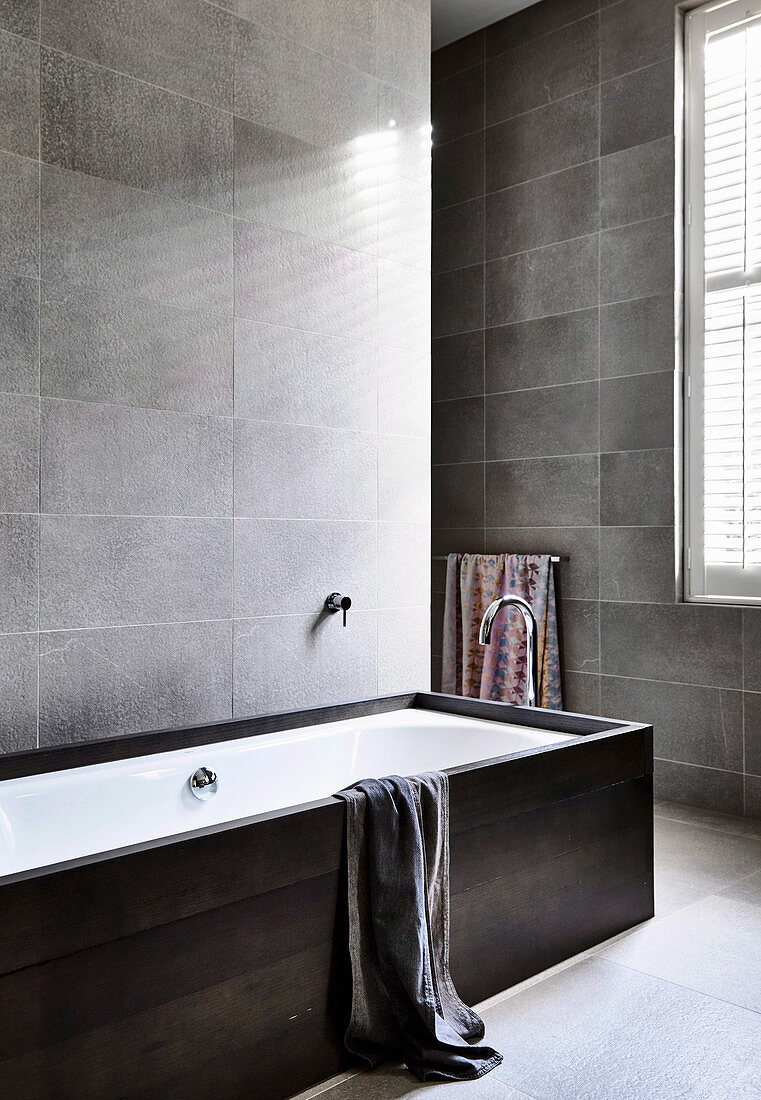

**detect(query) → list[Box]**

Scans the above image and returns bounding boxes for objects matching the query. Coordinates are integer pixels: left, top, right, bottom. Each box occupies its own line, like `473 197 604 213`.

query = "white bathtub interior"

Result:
0 708 579 880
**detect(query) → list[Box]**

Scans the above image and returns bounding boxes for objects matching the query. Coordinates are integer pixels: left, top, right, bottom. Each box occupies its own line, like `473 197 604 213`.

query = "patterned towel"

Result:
441 553 562 708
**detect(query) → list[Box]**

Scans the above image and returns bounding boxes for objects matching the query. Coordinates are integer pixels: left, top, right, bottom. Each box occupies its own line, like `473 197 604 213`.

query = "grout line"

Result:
432 445 672 468
595 953 761 1018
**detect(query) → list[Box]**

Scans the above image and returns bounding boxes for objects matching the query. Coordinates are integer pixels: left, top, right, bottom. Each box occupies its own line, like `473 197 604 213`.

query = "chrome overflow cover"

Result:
189 766 219 801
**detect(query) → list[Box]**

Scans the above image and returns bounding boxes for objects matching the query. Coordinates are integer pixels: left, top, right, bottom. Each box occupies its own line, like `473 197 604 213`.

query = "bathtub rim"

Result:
0 692 652 888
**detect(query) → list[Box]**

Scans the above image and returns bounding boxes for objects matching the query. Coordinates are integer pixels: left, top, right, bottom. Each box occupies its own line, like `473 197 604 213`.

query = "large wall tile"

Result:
378 82 432 187
378 522 430 607
233 610 377 716
41 283 232 415
378 259 431 350
432 265 483 337
432 397 484 464
747 775 761 819
432 331 484 402
0 632 37 753
378 0 430 98
235 420 377 521
234 519 377 617
600 601 743 688
485 0 598 56
563 669 601 716
486 234 599 326
602 676 743 771
600 294 674 377
600 216 674 303
379 434 430 522
41 49 233 213
743 690 761 778
234 219 376 342
485 88 598 192
742 611 761 693
0 392 38 512
0 0 37 39
600 371 674 453
41 0 233 110
432 64 483 145
483 525 600 602
653 759 744 817
41 400 232 517
234 0 376 77
600 0 675 81
0 28 38 158
486 162 599 259
0 271 38 395
558 597 599 673
600 526 676 603
432 130 483 210
485 309 598 392
745 692 761 777
40 515 233 628
485 454 599 527
485 15 598 125
486 381 598 460
600 448 674 526
234 19 376 147
0 150 38 277
39 620 232 744
601 136 674 228
0 514 38 632
378 345 430 438
377 174 431 270
432 198 483 275
432 28 484 83
601 59 674 156
234 319 376 432
41 165 233 314
431 526 484 555
378 605 430 693
432 462 483 528
233 116 378 257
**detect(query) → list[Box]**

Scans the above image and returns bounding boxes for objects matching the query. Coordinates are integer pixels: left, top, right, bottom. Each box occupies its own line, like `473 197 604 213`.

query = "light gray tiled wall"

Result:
0 0 431 751
431 0 761 819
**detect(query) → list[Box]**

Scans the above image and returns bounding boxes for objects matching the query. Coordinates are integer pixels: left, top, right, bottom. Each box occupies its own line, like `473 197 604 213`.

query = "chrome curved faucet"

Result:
479 595 539 707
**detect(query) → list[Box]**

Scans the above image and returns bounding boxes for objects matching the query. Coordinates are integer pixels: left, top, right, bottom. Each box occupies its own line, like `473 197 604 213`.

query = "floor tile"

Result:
484 956 761 1099
719 870 761 906
654 799 761 842
652 817 761 916
601 894 761 1013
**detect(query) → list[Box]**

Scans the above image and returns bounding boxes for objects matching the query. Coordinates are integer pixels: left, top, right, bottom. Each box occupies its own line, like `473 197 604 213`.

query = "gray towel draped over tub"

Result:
335 772 502 1081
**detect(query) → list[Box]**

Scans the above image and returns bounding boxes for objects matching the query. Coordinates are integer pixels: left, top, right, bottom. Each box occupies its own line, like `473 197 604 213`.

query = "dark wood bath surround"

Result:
0 694 653 1099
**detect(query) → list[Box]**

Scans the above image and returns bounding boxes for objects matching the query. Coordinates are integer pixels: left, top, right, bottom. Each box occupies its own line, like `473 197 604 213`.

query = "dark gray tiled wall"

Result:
0 0 431 751
431 0 761 818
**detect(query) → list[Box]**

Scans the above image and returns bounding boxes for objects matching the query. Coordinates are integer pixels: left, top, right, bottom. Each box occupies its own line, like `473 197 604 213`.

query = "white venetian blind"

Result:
686 0 761 602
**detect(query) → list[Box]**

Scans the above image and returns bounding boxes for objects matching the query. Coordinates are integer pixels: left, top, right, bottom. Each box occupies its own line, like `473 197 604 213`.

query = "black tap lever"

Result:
326 592 352 626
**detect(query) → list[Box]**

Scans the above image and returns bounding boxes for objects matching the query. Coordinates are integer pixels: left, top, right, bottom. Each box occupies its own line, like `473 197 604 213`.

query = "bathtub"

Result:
0 692 653 1099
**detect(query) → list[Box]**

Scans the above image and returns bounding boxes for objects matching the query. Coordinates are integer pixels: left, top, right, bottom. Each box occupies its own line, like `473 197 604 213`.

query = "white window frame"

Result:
684 0 761 604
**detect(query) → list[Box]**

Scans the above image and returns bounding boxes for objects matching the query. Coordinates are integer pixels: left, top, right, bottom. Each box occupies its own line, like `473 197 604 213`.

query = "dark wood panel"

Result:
449 776 650 894
0 939 349 1100
418 691 620 734
450 821 654 1004
0 800 345 977
449 725 651 832
0 872 344 1052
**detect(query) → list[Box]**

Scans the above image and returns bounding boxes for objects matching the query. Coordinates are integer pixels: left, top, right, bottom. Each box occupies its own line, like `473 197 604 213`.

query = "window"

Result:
685 0 761 603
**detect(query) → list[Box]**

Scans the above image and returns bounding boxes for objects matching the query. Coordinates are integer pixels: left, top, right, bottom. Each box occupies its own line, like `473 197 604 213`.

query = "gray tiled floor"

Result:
297 801 761 1100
